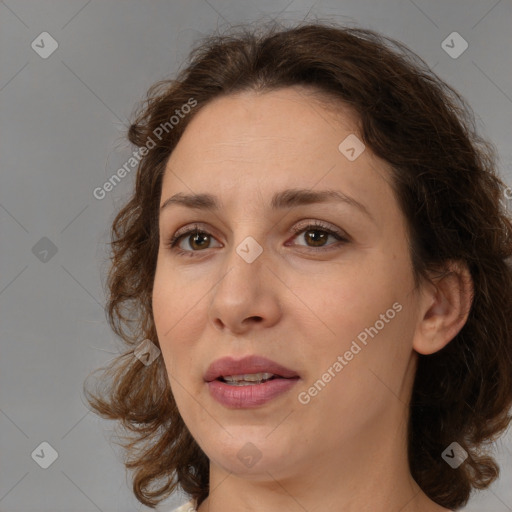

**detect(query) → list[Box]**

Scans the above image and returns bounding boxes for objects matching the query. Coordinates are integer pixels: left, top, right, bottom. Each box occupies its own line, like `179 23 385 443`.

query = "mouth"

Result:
204 355 300 384
204 355 300 408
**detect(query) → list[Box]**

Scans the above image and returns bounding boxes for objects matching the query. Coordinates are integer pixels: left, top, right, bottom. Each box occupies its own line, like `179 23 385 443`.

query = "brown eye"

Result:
302 229 330 247
166 221 348 257
290 221 348 249
185 232 211 250
169 230 219 251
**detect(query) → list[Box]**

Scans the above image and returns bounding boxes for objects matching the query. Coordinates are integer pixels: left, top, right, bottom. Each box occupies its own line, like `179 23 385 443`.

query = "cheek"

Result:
297 254 412 370
152 262 208 372
152 268 184 366
308 258 394 323
152 260 191 331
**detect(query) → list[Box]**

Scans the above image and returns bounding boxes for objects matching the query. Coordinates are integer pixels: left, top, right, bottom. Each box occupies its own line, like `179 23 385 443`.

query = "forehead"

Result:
169 86 358 160
161 87 392 212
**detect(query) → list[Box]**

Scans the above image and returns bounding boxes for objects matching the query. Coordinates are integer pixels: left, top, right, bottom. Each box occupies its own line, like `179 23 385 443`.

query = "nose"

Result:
207 241 283 335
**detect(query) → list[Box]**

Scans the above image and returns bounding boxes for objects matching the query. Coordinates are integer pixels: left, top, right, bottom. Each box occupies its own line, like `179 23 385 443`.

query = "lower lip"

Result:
207 377 299 408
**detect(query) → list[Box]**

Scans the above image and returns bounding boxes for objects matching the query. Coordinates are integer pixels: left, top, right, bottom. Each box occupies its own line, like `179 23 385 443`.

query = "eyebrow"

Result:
160 188 374 222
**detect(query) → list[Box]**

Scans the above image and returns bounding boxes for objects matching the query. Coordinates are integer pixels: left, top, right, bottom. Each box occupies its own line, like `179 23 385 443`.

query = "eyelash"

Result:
165 221 349 257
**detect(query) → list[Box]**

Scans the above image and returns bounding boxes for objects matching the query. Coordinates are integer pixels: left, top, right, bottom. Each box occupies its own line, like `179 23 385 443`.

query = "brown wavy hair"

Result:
84 20 512 510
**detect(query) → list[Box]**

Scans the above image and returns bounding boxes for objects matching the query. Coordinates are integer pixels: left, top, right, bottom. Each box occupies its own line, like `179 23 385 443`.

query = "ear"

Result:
413 260 474 355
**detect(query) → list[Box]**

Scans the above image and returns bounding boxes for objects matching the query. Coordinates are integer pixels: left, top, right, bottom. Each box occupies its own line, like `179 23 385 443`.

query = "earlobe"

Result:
413 260 474 356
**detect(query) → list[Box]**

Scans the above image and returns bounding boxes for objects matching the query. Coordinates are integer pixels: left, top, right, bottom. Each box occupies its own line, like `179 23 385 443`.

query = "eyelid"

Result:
290 219 348 240
166 223 219 249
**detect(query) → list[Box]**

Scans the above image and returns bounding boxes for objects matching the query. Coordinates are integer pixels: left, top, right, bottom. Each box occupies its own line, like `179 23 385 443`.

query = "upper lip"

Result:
204 355 299 382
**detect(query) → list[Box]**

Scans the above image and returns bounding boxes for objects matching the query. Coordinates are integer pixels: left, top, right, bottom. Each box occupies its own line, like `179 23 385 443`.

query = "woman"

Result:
85 21 512 512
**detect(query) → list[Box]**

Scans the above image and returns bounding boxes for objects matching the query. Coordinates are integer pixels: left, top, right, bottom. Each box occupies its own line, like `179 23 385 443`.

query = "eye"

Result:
288 221 348 249
165 224 221 255
165 220 349 257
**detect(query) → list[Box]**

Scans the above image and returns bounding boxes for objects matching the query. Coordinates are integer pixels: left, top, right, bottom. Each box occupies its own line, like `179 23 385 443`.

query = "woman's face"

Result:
152 86 424 479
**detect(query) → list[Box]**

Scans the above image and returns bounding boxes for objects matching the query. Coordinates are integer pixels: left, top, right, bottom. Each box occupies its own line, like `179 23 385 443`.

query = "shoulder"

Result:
169 499 197 512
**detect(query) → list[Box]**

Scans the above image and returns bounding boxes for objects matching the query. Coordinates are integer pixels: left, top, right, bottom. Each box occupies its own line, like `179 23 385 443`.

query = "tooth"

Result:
226 381 260 386
223 372 275 382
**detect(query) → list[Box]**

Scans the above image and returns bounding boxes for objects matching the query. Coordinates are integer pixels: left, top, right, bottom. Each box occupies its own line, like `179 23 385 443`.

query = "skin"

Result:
152 86 473 512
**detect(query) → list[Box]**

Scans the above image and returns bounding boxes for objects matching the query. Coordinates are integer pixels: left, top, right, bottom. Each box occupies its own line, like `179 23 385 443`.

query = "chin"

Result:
202 430 296 476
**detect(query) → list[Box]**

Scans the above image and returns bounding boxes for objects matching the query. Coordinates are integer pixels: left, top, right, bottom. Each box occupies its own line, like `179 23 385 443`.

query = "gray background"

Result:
1 1 512 511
